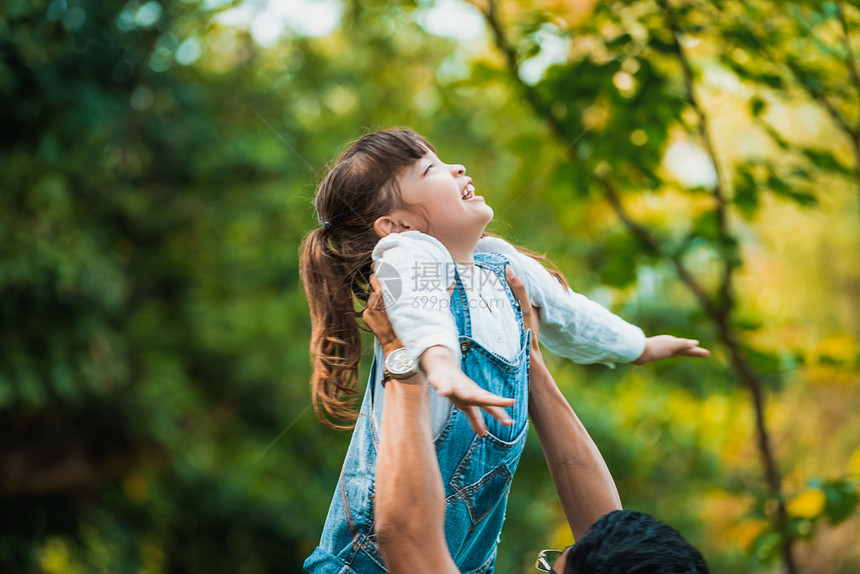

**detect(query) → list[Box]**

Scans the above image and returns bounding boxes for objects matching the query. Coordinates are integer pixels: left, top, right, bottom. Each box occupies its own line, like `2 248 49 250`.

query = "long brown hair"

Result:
300 129 568 428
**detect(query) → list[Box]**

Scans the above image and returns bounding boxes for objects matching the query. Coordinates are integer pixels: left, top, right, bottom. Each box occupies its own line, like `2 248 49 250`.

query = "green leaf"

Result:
648 35 676 54
693 211 721 240
760 73 784 90
761 123 790 149
822 2 839 19
740 344 785 387
600 233 641 288
750 530 781 563
750 96 767 117
822 480 860 524
722 25 761 50
802 147 853 177
733 169 759 219
605 33 633 48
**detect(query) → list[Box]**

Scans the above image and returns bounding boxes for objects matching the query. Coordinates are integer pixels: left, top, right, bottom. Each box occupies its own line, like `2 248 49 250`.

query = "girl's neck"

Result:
442 236 480 265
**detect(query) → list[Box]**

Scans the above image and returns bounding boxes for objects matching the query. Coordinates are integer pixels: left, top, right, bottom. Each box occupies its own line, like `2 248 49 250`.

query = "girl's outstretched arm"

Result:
505 267 622 540
478 235 711 368
364 277 460 574
632 335 710 364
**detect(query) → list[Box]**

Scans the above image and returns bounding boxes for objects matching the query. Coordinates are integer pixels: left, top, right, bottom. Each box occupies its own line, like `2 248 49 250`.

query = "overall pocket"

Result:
446 424 529 525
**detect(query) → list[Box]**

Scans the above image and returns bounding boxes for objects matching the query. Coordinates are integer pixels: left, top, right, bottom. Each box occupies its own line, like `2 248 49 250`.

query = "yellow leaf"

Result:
849 445 860 475
733 518 769 549
787 489 826 519
550 520 576 549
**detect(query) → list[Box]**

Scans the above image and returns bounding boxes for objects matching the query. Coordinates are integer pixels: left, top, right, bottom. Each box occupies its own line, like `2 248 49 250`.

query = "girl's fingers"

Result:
670 338 710 358
436 376 515 409
462 406 488 436
482 405 513 426
680 346 710 358
451 380 515 408
442 388 515 410
464 387 516 408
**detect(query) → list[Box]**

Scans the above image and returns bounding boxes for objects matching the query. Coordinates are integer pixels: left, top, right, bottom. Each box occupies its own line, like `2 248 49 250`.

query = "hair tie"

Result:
323 221 333 232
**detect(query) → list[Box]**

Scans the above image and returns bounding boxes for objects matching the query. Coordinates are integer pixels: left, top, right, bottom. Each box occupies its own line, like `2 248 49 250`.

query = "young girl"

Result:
300 129 707 573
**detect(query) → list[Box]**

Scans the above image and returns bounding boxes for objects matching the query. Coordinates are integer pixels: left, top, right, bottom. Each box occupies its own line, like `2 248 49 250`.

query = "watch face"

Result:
386 349 416 375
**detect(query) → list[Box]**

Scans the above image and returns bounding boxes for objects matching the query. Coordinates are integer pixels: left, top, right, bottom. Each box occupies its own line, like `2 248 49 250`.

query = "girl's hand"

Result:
632 335 710 365
365 274 515 436
421 346 515 436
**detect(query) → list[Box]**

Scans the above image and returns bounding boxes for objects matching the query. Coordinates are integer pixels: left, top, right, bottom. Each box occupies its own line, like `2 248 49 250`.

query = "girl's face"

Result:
392 148 493 248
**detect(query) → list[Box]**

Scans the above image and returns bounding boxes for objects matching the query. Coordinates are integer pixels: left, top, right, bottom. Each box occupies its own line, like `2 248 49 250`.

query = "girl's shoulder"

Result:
475 235 518 257
372 230 451 262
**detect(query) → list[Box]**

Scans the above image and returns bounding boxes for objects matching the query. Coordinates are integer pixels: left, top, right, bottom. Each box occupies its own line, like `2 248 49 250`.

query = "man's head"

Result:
553 510 708 574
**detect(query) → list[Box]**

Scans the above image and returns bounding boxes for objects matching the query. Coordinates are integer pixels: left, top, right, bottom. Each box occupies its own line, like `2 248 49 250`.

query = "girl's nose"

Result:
450 164 466 176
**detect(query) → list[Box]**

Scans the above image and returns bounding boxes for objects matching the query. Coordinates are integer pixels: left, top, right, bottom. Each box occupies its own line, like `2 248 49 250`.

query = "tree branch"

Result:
736 4 854 137
658 3 796 572
657 0 734 315
786 55 855 137
837 0 860 131
835 0 860 229
597 176 717 317
480 0 571 147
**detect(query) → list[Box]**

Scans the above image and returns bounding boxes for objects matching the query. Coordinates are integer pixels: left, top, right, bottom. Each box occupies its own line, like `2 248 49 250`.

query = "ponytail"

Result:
300 226 376 428
300 128 431 428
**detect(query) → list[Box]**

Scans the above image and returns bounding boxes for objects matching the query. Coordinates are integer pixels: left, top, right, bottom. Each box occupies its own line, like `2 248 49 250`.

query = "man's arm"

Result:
374 368 460 572
505 267 622 541
364 277 459 573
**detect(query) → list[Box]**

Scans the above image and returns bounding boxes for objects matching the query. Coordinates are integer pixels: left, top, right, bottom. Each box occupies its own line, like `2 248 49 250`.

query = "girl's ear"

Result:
373 210 413 238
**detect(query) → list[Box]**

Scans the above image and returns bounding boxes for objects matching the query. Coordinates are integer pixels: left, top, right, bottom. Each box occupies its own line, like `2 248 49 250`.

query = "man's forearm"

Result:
374 374 459 573
528 363 622 540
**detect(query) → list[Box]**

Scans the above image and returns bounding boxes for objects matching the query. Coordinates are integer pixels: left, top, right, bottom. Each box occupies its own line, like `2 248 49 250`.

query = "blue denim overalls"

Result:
304 251 530 573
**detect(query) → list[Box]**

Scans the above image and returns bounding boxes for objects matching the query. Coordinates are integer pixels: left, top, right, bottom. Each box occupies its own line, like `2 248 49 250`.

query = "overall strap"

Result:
449 262 473 338
473 251 524 332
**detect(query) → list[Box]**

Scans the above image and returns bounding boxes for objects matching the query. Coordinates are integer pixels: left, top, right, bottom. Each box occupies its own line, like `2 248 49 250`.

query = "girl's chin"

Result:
480 205 494 223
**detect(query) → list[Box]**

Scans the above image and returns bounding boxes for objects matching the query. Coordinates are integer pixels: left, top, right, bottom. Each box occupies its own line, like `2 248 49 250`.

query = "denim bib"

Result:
305 251 530 573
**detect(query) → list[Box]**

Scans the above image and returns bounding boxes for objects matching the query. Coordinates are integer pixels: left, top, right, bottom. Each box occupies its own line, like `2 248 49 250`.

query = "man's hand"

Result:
632 335 710 365
364 275 515 436
363 275 401 356
505 266 542 363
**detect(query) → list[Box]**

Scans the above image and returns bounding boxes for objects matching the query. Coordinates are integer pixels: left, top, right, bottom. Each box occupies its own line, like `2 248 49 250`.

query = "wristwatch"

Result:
382 348 419 381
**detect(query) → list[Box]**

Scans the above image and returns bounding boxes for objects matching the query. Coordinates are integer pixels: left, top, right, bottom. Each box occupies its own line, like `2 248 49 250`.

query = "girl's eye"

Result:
423 163 434 175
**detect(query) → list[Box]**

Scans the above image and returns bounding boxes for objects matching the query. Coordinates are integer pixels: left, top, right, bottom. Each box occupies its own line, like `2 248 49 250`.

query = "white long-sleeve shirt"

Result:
369 231 646 436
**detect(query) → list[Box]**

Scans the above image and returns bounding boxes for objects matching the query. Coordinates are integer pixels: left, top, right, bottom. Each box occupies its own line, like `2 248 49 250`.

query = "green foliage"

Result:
809 477 860 524
3 0 859 572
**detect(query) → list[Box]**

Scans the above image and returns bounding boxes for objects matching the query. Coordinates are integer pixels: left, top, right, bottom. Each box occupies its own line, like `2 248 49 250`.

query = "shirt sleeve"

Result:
476 236 646 367
371 231 461 365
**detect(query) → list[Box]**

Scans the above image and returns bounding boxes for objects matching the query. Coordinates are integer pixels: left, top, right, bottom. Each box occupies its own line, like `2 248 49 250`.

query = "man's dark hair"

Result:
564 510 708 574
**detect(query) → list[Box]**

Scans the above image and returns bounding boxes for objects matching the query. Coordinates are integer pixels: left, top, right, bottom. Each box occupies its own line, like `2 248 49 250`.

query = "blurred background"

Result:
2 0 859 572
